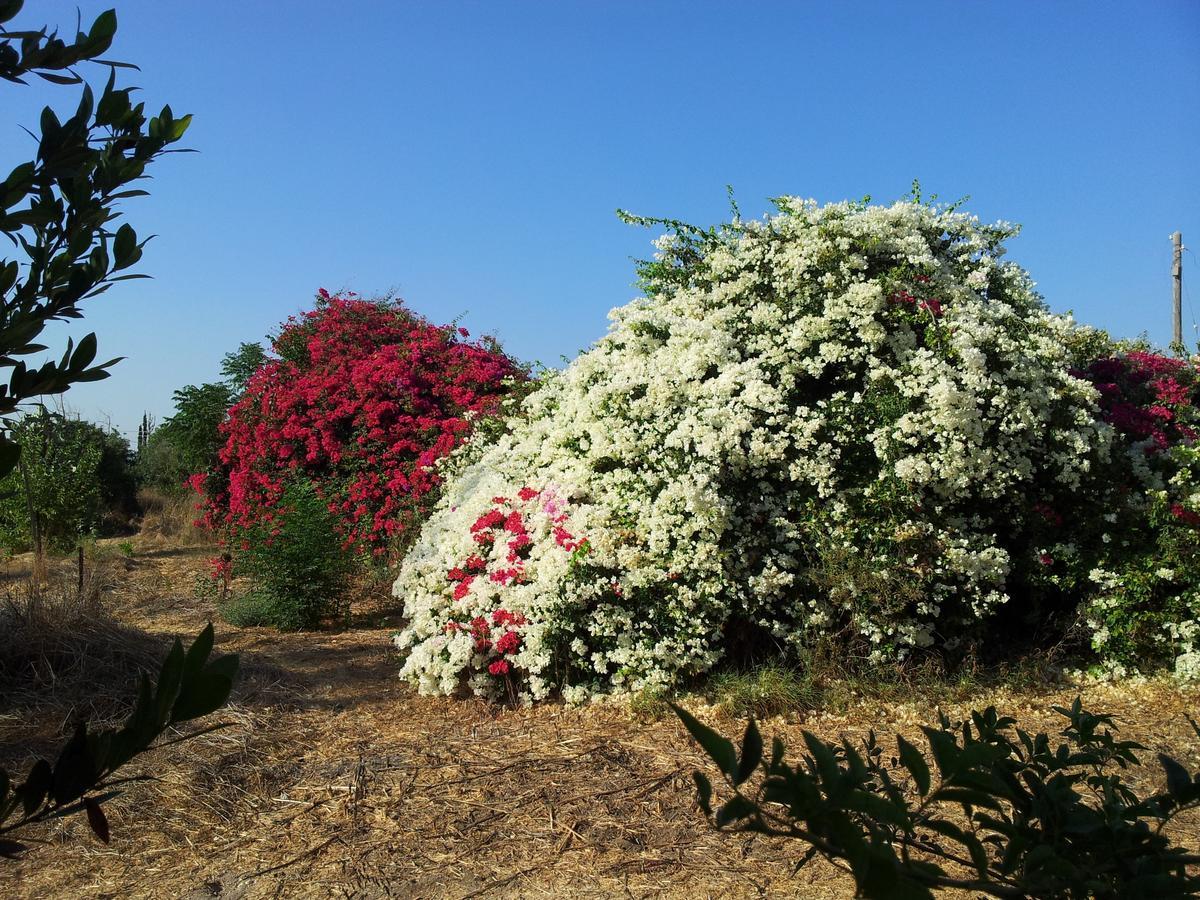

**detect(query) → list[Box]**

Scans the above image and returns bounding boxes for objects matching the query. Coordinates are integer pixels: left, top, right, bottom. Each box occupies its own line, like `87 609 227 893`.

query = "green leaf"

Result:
671 703 738 781
0 1 24 27
86 9 118 46
113 223 135 266
35 71 81 86
171 652 238 722
70 331 98 370
897 735 930 796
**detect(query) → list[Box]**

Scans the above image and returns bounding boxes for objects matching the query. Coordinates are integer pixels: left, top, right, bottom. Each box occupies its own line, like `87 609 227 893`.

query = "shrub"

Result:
221 479 355 631
197 293 526 560
394 196 1113 701
0 410 137 553
673 699 1200 898
1070 351 1200 678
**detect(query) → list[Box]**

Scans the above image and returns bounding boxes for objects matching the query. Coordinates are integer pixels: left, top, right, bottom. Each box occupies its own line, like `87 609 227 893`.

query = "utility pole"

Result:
1172 231 1183 349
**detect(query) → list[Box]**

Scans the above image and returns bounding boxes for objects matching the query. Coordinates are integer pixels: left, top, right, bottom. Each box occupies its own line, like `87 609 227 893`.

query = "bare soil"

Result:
1 541 1198 899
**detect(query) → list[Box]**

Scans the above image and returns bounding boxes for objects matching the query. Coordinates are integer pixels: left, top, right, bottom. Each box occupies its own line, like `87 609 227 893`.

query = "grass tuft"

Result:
709 665 820 719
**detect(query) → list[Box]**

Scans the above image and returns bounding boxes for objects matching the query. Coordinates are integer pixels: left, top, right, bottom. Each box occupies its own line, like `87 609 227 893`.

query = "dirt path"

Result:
2 544 1199 898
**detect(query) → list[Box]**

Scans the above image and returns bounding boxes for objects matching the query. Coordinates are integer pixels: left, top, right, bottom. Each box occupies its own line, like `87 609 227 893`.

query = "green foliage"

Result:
0 3 191 476
219 342 267 396
0 409 136 551
709 666 820 719
0 623 239 858
674 700 1200 898
137 382 234 493
223 479 355 631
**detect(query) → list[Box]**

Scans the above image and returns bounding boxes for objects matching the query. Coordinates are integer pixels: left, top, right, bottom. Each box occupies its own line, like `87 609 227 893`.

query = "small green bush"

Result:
222 480 354 631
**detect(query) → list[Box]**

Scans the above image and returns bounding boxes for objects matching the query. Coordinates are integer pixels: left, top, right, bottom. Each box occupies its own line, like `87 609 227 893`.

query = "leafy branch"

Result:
0 1 191 475
674 698 1200 898
0 623 239 858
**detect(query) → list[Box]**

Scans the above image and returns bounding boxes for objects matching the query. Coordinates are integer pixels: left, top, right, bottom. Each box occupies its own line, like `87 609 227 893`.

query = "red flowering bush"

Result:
1083 351 1198 451
195 292 525 561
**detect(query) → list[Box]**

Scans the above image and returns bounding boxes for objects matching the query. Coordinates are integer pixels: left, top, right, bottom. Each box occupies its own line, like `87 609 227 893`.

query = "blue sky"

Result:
8 0 1200 440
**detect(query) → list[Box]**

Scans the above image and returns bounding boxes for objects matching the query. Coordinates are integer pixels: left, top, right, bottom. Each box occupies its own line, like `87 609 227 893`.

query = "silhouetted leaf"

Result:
736 720 762 786
83 796 109 843
897 736 930 796
672 704 737 781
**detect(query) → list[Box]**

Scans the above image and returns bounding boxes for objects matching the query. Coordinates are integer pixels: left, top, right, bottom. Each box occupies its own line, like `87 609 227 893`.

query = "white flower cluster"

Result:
394 199 1111 700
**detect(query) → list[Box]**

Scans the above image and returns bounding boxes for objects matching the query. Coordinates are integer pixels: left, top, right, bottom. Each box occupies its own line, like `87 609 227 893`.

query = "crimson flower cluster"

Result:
1080 351 1199 452
888 286 944 318
195 293 524 556
443 487 589 684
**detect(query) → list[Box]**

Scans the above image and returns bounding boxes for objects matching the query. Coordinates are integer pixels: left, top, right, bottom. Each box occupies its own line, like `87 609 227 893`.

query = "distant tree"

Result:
0 2 191 477
138 382 234 493
136 411 155 455
0 408 136 553
219 342 267 396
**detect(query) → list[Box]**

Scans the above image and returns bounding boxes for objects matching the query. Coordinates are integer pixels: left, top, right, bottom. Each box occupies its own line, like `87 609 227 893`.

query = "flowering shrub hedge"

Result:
393 198 1123 701
1071 350 1200 678
195 293 525 559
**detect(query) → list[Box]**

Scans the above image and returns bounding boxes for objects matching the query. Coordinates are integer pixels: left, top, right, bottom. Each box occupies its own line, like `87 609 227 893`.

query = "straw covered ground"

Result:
1 540 1198 899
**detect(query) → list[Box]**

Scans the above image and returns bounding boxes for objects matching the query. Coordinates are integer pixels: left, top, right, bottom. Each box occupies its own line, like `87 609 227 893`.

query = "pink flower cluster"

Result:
444 486 589 683
445 609 528 676
888 287 944 318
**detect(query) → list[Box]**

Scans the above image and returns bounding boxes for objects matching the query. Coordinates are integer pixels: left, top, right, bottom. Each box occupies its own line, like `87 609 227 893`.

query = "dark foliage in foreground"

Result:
0 623 238 858
674 699 1200 898
0 1 190 476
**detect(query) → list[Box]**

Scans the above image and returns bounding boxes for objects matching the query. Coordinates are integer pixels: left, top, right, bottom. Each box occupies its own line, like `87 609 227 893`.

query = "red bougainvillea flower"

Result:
193 293 524 559
1078 352 1200 452
438 488 592 684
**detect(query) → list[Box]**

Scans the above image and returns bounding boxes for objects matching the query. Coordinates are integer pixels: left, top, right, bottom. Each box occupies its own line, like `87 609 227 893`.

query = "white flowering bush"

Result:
393 196 1117 701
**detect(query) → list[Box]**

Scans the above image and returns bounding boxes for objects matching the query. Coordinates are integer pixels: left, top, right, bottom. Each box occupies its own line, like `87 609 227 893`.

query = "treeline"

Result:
0 342 265 556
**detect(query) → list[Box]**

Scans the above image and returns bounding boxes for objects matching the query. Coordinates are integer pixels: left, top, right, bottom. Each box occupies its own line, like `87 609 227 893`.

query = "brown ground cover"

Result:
1 540 1197 899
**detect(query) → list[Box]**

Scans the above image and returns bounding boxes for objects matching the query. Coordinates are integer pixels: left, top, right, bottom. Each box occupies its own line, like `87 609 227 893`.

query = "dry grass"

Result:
0 540 1197 899
135 488 210 548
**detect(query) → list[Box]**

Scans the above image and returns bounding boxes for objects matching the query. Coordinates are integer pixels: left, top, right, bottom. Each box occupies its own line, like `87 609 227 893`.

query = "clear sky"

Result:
7 0 1200 441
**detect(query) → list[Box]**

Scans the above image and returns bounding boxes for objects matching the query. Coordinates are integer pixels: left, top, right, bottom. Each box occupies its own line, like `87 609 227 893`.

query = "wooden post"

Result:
1172 231 1183 349
77 544 85 597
